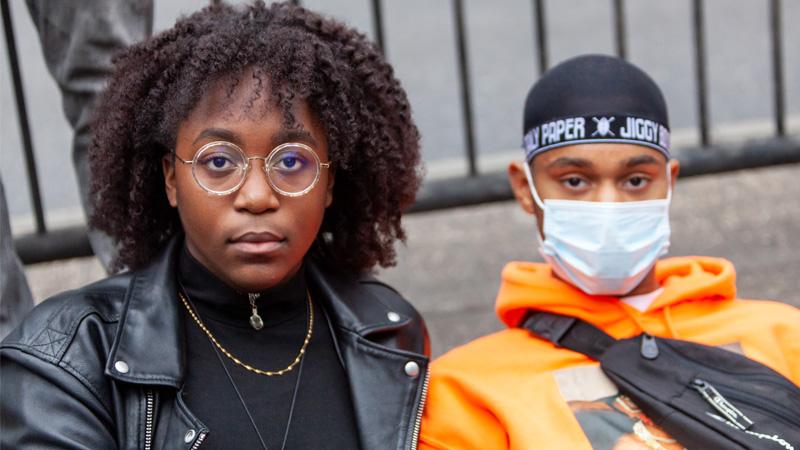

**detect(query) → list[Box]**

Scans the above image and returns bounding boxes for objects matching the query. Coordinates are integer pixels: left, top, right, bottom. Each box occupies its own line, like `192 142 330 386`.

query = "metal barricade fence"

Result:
4 0 798 264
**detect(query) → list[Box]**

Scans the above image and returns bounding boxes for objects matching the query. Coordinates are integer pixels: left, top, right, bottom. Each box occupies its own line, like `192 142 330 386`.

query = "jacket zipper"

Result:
692 379 800 428
189 432 207 450
144 390 155 450
690 379 754 430
410 367 430 450
666 344 798 392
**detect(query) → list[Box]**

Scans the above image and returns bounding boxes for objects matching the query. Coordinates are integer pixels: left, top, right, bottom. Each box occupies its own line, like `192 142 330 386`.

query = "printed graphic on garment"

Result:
522 114 670 162
554 364 683 450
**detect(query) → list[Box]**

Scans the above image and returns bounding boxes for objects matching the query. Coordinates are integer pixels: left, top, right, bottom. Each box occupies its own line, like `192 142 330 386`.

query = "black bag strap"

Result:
520 311 616 360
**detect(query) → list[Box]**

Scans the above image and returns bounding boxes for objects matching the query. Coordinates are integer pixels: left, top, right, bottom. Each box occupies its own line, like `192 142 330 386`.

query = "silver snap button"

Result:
387 311 401 323
184 429 196 443
114 360 129 374
404 361 420 378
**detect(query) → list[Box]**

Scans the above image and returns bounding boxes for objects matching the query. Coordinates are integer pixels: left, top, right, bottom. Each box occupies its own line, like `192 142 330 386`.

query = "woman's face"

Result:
163 77 333 292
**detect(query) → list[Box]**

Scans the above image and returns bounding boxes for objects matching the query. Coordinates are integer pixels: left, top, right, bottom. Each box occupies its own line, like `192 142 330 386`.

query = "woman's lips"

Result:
229 231 286 255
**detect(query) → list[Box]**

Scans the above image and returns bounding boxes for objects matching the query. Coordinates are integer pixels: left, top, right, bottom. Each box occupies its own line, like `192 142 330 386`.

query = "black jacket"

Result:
1 238 430 450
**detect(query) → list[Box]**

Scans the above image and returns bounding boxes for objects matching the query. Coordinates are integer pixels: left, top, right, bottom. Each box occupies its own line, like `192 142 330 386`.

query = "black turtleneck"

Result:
177 245 360 449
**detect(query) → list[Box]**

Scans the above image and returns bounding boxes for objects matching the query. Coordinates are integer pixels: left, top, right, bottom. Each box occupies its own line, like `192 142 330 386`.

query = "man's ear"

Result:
668 158 680 193
508 161 536 215
324 167 335 208
163 155 178 208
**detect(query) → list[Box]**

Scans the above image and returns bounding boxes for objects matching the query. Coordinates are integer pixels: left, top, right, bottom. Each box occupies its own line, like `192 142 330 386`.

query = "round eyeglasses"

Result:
174 141 331 197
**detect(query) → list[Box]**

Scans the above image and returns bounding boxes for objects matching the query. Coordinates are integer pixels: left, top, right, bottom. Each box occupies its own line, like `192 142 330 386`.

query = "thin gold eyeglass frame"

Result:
174 141 331 197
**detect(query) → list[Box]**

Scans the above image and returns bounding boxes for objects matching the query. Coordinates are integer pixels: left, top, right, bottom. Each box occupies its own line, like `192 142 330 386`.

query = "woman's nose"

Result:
232 161 280 213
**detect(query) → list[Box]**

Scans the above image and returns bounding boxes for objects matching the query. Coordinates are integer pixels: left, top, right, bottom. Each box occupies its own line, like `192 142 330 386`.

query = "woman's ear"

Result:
163 155 178 208
324 167 335 208
508 161 536 215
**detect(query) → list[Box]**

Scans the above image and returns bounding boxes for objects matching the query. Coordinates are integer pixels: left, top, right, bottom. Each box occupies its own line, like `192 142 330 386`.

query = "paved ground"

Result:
25 163 800 357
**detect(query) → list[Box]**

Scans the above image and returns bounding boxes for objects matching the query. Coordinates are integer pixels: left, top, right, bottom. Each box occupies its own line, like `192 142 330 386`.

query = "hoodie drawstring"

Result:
663 305 679 338
618 302 648 334
617 299 679 339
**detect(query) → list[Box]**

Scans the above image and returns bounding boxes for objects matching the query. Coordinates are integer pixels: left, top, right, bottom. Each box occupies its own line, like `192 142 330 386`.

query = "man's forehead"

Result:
533 143 667 168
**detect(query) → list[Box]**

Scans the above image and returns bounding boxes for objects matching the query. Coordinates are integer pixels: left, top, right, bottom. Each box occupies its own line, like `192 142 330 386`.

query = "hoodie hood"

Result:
497 256 737 336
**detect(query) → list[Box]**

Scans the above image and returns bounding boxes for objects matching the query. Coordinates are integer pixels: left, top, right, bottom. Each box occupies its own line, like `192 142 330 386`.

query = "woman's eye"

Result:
275 153 307 171
281 156 298 168
201 154 237 171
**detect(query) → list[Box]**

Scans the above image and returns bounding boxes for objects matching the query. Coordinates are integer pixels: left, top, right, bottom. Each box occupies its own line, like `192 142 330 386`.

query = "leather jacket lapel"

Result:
338 330 429 450
308 262 430 450
106 238 185 387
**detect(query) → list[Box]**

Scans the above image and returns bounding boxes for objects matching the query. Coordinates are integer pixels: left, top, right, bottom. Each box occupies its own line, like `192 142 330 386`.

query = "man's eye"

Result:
628 177 647 187
624 176 649 189
562 177 586 189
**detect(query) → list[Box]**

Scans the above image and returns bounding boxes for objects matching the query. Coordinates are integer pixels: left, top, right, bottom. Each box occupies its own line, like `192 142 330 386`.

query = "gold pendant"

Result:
249 293 263 330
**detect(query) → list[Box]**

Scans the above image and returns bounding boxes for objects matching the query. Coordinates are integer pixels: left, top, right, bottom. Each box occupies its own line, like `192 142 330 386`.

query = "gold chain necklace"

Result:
178 290 314 377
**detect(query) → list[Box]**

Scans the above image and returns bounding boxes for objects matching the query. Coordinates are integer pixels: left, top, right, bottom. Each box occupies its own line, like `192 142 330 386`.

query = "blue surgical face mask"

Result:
523 163 672 296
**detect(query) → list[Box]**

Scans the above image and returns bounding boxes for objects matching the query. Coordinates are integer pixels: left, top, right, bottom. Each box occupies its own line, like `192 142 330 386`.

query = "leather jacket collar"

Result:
106 236 423 386
92 236 429 450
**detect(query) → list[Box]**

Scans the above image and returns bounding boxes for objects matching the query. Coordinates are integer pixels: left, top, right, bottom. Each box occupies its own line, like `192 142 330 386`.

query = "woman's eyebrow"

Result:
192 128 242 146
271 129 318 147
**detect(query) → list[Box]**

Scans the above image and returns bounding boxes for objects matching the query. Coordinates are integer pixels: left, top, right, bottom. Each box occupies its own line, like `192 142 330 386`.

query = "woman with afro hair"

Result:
1 2 429 449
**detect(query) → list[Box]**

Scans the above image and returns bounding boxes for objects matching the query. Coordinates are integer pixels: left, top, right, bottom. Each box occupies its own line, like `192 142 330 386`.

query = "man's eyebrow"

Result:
192 128 241 147
622 154 661 168
547 157 593 169
271 129 317 148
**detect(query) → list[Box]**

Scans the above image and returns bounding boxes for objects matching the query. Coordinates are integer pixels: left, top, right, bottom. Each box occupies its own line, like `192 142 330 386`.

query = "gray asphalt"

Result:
2 0 799 227
25 163 800 357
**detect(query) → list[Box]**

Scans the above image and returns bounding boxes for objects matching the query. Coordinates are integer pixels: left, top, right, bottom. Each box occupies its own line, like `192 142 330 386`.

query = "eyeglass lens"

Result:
193 143 320 195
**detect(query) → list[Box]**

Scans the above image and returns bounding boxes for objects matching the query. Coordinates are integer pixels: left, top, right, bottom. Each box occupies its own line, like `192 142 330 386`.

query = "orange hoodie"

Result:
420 257 800 450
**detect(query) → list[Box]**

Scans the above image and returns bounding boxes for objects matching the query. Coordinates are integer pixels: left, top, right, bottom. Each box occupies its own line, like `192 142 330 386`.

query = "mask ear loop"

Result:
664 160 673 203
523 161 548 247
523 161 546 209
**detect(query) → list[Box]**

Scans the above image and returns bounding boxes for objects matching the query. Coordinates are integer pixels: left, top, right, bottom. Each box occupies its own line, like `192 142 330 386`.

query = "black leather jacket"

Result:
1 238 430 450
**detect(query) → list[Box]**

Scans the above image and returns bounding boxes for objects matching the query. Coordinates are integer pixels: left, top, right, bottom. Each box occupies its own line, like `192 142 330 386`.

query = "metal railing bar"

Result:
612 0 627 59
769 0 785 136
370 0 386 55
452 0 478 177
533 0 548 74
692 0 710 147
1 0 46 234
15 225 92 265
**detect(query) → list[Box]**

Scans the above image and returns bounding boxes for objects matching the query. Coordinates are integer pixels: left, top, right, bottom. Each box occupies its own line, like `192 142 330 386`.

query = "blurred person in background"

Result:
25 0 154 270
1 1 151 340
0 178 33 340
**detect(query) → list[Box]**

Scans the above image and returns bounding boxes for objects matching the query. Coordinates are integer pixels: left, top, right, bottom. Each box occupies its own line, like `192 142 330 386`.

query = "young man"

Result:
419 54 800 449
